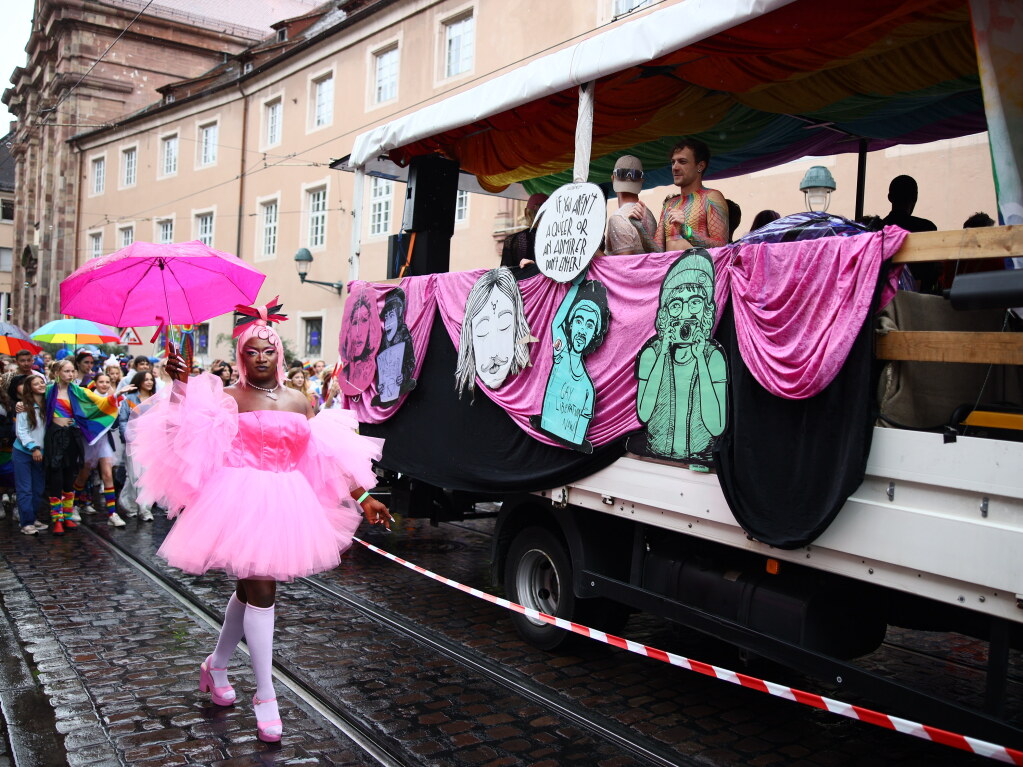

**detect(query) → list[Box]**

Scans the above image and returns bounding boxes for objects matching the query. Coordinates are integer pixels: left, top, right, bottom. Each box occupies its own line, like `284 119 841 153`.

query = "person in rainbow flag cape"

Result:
43 358 120 535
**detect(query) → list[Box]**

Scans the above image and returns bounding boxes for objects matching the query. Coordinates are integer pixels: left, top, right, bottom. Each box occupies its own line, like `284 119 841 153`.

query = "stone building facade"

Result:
0 133 14 320
2 0 316 328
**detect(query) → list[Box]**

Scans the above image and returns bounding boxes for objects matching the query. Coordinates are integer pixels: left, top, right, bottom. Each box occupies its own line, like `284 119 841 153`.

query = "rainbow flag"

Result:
46 383 119 446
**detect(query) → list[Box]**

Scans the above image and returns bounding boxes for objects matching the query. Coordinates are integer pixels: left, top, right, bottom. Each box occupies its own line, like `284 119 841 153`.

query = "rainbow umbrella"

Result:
0 322 42 355
31 318 120 345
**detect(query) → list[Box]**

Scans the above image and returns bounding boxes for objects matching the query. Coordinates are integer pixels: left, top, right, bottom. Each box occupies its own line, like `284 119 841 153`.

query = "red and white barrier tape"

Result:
353 536 1023 764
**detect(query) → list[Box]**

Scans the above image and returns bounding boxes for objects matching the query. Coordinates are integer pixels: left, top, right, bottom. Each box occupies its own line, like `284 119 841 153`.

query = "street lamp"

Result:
799 166 837 212
294 247 343 295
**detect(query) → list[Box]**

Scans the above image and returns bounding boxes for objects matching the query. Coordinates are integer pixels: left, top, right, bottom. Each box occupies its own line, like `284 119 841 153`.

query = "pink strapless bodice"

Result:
223 410 310 472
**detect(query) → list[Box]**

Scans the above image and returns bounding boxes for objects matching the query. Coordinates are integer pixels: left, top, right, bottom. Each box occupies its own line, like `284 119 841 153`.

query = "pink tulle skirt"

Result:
156 465 363 581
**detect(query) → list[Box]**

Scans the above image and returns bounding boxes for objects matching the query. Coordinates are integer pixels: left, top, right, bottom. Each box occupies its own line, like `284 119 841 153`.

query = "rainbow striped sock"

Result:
104 485 116 516
49 497 62 521
61 492 74 521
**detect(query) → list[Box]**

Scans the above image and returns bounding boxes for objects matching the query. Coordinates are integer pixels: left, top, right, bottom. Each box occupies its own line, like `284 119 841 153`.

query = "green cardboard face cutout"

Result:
627 249 728 465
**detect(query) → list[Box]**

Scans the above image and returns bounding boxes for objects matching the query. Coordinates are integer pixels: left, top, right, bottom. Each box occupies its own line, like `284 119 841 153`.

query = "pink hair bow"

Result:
232 296 288 338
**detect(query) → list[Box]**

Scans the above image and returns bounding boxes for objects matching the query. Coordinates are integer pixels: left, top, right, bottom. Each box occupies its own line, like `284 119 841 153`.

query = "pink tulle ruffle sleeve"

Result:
126 373 239 516
301 407 383 504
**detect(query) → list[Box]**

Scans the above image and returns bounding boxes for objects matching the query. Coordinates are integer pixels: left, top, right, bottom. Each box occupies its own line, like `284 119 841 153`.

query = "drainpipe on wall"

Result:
235 82 249 265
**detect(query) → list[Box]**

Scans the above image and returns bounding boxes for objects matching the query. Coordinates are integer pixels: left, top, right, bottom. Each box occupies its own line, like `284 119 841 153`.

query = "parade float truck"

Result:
334 0 1023 748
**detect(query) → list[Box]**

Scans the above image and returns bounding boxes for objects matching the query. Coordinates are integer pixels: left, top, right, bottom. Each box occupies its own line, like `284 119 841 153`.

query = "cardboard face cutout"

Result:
371 287 417 407
528 276 610 453
338 286 382 396
626 249 728 465
532 182 606 283
456 268 532 397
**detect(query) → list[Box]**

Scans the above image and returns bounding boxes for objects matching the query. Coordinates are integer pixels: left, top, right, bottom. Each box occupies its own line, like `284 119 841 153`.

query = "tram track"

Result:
81 522 695 767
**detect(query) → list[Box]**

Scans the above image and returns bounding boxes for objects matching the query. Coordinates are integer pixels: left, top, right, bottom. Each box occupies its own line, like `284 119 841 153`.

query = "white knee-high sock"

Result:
209 593 246 686
244 603 276 702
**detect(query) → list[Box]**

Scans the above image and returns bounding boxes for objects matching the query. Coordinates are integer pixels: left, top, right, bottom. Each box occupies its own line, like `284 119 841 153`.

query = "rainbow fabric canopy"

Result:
360 0 990 195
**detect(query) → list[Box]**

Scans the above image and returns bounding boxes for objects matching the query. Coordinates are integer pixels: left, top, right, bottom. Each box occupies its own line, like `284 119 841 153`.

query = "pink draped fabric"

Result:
342 275 438 422
346 228 904 441
433 255 684 448
712 226 906 399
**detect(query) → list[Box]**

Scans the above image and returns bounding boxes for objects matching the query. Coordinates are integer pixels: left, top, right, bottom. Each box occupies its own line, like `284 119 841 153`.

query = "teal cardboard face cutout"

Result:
627 249 728 465
528 276 610 453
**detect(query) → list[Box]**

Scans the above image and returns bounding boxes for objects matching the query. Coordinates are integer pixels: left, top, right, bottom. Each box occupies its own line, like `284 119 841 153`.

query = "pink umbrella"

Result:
60 241 266 329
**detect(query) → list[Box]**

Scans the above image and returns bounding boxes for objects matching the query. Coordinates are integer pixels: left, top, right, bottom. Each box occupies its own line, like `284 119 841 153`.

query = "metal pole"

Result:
348 167 365 284
855 138 868 221
574 82 594 183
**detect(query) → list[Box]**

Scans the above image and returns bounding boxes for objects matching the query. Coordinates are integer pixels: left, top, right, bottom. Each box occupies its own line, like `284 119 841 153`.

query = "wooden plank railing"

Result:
876 225 1022 365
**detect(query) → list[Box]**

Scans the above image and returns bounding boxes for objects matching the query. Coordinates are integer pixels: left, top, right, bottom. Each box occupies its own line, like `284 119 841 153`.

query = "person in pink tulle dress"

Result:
127 298 390 744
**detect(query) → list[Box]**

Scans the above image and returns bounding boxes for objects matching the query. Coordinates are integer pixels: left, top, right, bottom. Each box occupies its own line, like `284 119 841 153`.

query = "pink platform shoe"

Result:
253 695 282 742
198 655 236 706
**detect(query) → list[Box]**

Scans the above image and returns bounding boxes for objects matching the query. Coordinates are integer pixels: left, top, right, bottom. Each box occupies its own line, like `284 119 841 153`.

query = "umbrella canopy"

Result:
59 241 266 328
31 318 120 345
0 322 42 355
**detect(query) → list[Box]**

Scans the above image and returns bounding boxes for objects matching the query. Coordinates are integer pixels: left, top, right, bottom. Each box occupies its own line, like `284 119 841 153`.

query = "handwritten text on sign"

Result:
533 182 605 283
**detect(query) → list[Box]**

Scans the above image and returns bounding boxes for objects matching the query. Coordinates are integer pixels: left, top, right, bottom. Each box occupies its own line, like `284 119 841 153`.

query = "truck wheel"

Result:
504 526 577 650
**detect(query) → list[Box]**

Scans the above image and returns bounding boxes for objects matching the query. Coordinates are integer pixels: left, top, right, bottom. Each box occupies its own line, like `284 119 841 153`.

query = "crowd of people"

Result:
0 348 340 536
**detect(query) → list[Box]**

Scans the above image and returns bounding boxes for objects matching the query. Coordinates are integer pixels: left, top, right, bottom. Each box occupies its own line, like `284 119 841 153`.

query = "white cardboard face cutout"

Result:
472 284 516 389
532 182 605 283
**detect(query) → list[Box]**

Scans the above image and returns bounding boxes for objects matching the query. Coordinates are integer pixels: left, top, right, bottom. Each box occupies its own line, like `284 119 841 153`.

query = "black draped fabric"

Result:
712 303 879 549
361 312 626 493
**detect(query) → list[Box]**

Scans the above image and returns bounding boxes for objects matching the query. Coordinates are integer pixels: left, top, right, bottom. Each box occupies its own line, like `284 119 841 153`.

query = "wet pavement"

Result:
0 509 1018 766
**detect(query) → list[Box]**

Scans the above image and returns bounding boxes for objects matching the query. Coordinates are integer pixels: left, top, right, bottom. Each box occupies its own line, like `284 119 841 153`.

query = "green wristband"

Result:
356 491 370 504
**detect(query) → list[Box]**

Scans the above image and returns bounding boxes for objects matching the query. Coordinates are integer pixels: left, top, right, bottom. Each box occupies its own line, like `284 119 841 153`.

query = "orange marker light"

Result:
766 558 780 575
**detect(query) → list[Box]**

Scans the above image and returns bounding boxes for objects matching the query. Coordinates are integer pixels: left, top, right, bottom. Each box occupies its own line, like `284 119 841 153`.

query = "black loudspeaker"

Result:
401 155 459 235
387 230 450 278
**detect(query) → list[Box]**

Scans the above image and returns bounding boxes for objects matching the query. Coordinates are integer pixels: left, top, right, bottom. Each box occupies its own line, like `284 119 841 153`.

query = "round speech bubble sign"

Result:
531 182 606 283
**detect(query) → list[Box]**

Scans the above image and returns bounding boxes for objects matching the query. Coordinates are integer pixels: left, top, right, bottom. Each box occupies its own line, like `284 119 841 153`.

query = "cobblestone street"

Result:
0 510 1016 766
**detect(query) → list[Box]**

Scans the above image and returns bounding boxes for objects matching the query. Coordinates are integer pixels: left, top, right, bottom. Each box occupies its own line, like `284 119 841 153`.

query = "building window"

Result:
120 226 134 248
369 178 392 237
444 13 474 78
307 187 327 248
265 99 282 146
92 157 105 195
89 232 103 259
312 74 333 128
304 317 322 357
0 247 12 272
276 28 287 43
121 147 137 187
261 199 278 257
374 45 398 103
1 199 12 222
197 323 209 355
455 189 469 223
196 213 214 246
162 134 178 176
199 122 218 167
158 219 174 244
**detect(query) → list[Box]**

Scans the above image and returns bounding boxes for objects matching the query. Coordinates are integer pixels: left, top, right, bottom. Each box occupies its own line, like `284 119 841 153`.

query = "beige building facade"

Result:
14 0 1001 364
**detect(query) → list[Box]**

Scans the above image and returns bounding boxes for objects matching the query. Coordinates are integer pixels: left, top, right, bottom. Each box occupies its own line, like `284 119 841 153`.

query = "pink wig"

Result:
233 298 287 387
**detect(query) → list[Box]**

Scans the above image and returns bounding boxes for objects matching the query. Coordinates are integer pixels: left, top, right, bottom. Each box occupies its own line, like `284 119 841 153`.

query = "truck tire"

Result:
504 526 577 650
